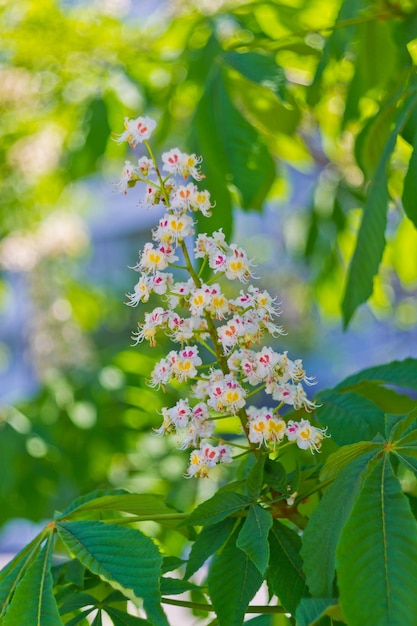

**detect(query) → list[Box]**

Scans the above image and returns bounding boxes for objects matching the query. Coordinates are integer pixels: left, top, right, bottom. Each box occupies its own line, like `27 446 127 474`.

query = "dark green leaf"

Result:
295 598 340 626
56 521 168 626
246 456 267 500
337 456 417 626
335 358 417 392
207 531 263 626
342 93 417 328
65 608 93 625
2 537 63 626
194 65 275 216
183 492 250 527
315 389 385 446
159 577 198 596
224 51 287 100
302 448 379 597
236 505 272 575
105 606 150 625
68 98 111 179
185 517 236 579
59 591 98 614
402 129 417 227
268 519 307 615
264 459 287 493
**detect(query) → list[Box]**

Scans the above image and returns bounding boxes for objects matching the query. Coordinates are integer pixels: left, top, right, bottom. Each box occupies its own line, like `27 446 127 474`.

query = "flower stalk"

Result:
114 115 328 478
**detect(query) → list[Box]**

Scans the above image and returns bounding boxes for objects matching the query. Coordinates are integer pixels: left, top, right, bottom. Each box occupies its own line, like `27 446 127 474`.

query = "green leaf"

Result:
223 51 286 100
183 492 250 527
64 609 92 625
264 459 287 493
344 21 397 129
56 521 168 626
236 505 272 575
0 533 43 615
185 518 236 579
320 441 381 482
342 92 417 328
105 606 150 625
307 0 368 106
207 531 263 626
295 598 341 626
2 535 63 626
59 488 127 517
194 65 275 217
68 98 111 179
315 389 385 446
301 448 379 598
246 456 267 501
335 357 417 392
402 129 417 228
159 577 198 596
58 591 99 614
268 519 308 615
386 407 417 442
60 492 183 529
336 456 417 626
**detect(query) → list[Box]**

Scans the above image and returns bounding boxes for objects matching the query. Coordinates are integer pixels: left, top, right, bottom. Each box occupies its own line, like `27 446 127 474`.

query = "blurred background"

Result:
1 0 417 553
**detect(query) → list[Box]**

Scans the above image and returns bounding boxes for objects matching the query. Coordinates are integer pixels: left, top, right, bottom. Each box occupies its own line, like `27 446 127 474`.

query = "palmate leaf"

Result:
207 531 263 626
56 521 168 626
301 448 379 598
336 455 417 626
2 535 63 626
236 505 272 575
342 92 417 328
268 519 307 615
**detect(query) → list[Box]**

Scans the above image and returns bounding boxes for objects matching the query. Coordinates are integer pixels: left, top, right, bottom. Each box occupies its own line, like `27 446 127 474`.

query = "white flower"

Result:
114 116 157 148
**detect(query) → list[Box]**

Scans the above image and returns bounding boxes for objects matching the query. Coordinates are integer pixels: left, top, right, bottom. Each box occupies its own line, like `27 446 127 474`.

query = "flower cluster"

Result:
115 115 328 478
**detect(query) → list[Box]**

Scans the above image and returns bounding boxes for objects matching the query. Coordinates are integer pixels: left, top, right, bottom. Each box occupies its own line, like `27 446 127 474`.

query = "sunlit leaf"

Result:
56 521 168 626
295 598 342 626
